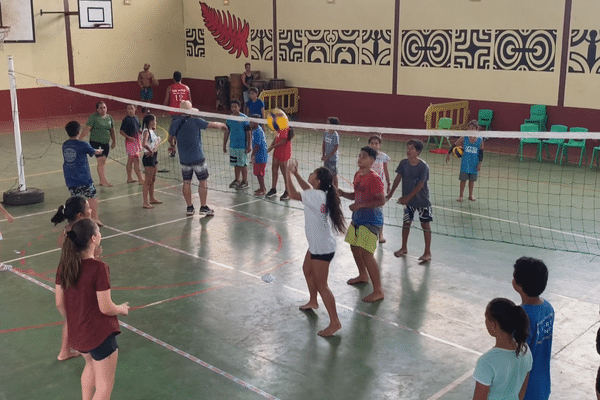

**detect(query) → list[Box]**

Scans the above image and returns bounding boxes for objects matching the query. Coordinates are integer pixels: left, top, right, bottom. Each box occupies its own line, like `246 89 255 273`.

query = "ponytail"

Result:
57 219 98 290
142 113 156 131
315 167 346 234
51 197 87 225
487 298 530 357
287 128 294 141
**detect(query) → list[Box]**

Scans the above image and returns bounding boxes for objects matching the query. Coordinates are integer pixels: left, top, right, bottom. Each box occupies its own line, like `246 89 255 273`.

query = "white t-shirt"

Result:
301 189 336 255
371 151 390 181
143 128 159 155
473 345 533 400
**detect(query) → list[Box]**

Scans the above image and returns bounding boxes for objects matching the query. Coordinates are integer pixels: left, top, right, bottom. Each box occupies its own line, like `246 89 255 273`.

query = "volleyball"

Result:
452 146 464 158
267 108 289 132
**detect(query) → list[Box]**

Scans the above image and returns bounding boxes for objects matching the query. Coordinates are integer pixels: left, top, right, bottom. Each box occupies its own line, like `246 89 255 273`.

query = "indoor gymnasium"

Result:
0 1 599 399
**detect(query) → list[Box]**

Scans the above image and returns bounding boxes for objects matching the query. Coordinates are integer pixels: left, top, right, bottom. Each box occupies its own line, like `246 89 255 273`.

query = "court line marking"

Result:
426 368 475 400
7 268 281 400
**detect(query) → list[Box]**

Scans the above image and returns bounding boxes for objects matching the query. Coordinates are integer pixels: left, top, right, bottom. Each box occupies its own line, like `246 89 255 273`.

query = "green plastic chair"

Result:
560 127 588 167
478 109 493 131
541 125 567 163
518 123 542 162
590 145 600 169
426 117 453 149
525 105 547 132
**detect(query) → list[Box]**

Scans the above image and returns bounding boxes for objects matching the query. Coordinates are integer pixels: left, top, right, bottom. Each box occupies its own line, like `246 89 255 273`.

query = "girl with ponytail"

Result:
473 298 533 400
55 219 129 399
285 159 346 337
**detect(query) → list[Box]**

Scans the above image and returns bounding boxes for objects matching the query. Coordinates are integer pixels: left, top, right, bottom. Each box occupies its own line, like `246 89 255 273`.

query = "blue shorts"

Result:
68 184 97 199
324 160 338 175
229 148 249 167
85 333 118 361
404 206 433 224
310 252 335 262
181 162 209 181
140 87 153 101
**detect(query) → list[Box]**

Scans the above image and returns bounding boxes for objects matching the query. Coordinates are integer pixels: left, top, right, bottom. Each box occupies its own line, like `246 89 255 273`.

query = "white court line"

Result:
8 268 281 400
426 368 475 400
433 204 600 243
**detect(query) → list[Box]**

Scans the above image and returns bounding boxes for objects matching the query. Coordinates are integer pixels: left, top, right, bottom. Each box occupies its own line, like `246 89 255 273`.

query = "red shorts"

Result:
253 162 266 177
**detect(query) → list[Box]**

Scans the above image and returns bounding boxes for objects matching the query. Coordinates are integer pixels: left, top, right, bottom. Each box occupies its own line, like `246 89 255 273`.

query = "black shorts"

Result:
596 366 600 394
142 153 158 167
85 333 118 361
90 141 110 158
310 252 335 262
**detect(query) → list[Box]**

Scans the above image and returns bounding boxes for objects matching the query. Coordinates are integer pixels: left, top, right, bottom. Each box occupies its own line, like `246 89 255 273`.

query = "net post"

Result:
7 55 26 191
4 56 44 205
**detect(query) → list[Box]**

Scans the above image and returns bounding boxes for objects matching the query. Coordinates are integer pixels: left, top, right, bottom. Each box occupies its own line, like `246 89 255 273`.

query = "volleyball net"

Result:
10 74 600 255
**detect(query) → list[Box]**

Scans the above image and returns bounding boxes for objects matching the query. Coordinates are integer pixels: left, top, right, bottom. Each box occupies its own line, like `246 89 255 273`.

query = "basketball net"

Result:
0 27 10 50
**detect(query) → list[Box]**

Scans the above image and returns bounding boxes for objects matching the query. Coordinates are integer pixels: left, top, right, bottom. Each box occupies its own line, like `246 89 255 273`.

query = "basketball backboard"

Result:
1 0 35 43
78 0 113 29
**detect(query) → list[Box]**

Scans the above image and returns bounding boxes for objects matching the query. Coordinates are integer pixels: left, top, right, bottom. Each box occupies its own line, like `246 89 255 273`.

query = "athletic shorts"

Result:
310 252 335 262
90 141 110 158
459 171 478 182
324 160 338 175
345 223 380 254
125 135 142 158
68 184 98 199
404 205 433 224
140 87 153 101
181 162 209 181
229 148 248 167
253 162 266 177
596 366 600 394
142 153 158 168
84 333 118 361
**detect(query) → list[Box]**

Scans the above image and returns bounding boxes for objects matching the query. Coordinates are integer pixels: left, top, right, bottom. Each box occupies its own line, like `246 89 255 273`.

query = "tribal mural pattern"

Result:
569 30 600 74
186 28 206 58
248 29 392 65
401 29 556 72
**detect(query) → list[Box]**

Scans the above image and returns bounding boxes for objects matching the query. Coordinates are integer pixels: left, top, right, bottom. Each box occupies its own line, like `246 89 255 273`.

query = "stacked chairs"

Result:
524 105 548 131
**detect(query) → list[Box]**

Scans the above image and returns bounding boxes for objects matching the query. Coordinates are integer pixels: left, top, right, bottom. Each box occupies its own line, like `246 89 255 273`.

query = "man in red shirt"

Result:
163 71 191 156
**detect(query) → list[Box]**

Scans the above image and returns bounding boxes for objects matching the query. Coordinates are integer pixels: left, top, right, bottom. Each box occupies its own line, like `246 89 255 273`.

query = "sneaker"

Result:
229 180 240 188
186 205 195 216
236 182 249 190
280 191 290 200
265 188 277 198
199 205 214 216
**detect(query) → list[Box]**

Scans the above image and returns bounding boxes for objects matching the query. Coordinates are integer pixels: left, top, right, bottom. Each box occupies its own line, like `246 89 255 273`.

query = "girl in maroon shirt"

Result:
55 219 129 400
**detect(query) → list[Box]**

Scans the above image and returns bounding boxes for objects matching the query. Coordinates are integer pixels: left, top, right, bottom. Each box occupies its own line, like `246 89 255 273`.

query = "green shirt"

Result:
86 113 115 144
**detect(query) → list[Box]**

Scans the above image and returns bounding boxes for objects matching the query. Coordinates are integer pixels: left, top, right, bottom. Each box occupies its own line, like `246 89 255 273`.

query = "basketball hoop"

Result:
0 26 10 50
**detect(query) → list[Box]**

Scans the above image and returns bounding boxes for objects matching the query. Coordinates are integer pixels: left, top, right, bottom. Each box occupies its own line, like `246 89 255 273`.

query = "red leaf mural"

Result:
200 2 249 58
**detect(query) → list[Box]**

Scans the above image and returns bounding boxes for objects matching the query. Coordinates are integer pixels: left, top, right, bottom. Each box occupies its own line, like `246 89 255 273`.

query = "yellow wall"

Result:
1 0 183 89
3 0 600 111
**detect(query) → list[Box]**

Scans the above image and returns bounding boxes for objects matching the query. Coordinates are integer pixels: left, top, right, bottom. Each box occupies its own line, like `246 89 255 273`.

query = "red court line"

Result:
0 320 63 334
14 268 54 283
101 233 192 259
130 284 229 311
113 276 221 291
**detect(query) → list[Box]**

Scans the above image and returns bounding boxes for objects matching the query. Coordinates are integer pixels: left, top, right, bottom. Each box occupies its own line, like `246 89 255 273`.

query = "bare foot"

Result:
99 182 113 187
150 199 163 204
139 181 145 185
418 254 432 262
469 196 476 201
254 191 266 197
393 248 408 257
457 197 463 202
318 322 342 337
362 291 384 303
143 204 154 209
127 179 137 183
57 349 81 361
347 276 369 285
379 237 387 243
94 220 104 227
299 302 319 310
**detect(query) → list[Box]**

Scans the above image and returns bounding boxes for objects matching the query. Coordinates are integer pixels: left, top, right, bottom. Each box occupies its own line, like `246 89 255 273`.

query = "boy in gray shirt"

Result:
386 139 432 262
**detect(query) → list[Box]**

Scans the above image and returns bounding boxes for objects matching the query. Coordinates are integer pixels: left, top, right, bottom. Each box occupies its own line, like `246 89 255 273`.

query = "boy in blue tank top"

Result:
446 120 484 202
512 256 554 400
